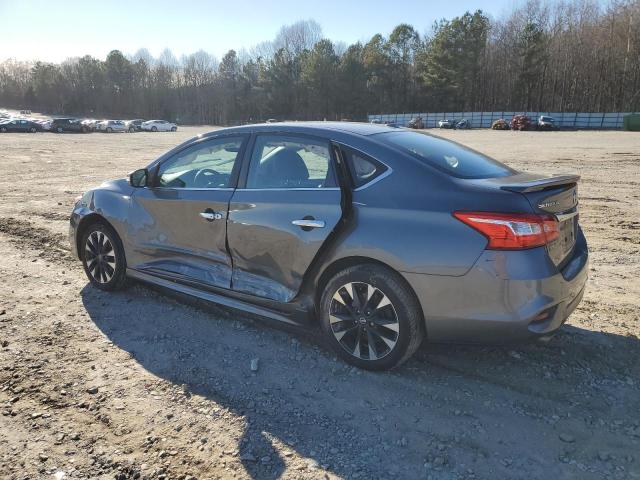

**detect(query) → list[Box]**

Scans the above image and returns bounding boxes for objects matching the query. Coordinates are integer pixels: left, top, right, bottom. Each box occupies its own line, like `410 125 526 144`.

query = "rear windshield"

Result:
377 131 514 179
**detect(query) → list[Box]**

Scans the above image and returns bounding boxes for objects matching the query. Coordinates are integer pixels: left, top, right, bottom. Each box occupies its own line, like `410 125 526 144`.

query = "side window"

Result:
246 135 336 189
341 147 388 188
157 136 245 189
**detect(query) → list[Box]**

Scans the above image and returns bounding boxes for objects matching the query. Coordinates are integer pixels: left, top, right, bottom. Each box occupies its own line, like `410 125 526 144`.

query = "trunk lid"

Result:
472 173 580 265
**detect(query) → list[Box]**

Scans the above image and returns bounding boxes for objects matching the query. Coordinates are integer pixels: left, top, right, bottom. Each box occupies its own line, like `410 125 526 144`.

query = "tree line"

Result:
0 0 638 125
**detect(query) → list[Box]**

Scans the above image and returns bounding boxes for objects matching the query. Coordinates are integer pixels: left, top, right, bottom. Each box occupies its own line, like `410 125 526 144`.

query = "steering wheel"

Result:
193 168 222 187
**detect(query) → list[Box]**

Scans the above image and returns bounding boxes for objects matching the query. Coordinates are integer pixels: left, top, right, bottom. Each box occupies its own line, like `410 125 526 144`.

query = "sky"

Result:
1 0 519 63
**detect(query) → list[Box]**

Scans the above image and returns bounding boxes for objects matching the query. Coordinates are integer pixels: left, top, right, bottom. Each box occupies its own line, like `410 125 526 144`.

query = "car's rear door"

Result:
127 135 248 288
227 133 343 302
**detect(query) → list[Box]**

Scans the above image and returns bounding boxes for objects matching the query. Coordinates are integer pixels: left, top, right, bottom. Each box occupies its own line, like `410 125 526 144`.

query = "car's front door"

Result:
127 135 248 288
227 134 343 302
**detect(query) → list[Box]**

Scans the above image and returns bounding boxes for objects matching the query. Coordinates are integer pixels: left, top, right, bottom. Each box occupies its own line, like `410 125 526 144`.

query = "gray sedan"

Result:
69 122 588 370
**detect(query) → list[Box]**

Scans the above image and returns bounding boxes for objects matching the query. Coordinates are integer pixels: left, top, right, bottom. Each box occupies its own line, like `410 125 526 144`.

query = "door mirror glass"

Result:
129 168 148 187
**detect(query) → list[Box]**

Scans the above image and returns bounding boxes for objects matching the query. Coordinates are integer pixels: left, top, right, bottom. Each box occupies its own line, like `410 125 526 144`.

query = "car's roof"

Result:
207 121 402 138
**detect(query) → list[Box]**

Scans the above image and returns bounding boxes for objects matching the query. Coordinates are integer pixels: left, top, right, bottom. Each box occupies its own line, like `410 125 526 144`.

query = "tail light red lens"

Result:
453 212 559 250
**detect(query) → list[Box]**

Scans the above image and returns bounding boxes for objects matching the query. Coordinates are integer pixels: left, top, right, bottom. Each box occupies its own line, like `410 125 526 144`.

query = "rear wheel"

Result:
0 127 7 133
106 127 112 133
81 222 127 291
56 127 63 133
171 126 177 132
129 127 135 133
319 264 424 370
29 127 36 133
151 126 158 132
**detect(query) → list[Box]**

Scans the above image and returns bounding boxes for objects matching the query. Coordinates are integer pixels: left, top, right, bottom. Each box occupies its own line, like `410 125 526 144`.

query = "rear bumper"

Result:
403 228 588 343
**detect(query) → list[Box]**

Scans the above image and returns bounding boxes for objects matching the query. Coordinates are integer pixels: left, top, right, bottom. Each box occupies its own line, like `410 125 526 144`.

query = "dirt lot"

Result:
0 127 638 480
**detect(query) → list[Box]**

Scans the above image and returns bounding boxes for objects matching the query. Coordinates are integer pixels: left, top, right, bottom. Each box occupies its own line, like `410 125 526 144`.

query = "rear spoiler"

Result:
499 174 580 193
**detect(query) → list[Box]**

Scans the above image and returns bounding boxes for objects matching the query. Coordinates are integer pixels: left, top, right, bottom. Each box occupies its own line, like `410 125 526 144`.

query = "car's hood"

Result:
94 178 134 195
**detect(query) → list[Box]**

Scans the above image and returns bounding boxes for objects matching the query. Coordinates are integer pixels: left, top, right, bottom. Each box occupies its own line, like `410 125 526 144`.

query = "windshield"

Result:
377 131 514 179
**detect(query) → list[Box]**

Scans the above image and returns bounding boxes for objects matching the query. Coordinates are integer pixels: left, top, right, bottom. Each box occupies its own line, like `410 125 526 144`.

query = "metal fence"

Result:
367 111 639 129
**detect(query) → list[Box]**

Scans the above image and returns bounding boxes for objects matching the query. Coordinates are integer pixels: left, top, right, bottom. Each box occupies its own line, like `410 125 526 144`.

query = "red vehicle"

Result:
510 115 532 131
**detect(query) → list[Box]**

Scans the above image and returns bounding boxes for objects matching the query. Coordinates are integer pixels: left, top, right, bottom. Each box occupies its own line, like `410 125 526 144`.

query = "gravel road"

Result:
0 127 638 479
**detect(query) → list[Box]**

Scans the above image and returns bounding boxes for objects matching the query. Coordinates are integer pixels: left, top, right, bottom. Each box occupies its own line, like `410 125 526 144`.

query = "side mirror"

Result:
129 168 148 187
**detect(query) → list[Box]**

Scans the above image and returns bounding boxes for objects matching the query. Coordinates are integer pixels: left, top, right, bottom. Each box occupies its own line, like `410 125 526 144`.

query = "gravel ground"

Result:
0 127 638 480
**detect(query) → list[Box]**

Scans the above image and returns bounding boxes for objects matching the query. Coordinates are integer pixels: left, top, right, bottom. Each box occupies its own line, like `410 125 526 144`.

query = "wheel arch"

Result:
312 255 426 335
75 213 120 260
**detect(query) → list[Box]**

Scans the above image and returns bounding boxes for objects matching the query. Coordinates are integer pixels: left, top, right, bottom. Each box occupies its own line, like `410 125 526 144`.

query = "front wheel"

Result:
151 126 158 132
0 127 7 133
30 127 37 133
171 126 177 132
129 127 135 133
81 222 127 291
319 264 424 370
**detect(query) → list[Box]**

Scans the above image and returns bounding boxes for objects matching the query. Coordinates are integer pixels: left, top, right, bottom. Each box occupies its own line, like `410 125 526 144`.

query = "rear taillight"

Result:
453 212 559 250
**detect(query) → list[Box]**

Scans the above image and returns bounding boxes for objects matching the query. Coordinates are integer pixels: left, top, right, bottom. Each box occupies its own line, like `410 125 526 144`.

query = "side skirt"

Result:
126 268 306 326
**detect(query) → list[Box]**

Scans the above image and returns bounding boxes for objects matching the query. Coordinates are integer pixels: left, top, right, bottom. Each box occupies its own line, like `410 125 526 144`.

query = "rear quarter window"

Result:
377 131 514 179
341 146 388 188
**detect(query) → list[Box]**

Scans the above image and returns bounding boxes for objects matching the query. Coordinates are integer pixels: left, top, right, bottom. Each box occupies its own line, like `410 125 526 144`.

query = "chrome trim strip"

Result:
292 219 325 228
555 211 579 222
353 167 394 192
235 187 340 192
148 187 235 192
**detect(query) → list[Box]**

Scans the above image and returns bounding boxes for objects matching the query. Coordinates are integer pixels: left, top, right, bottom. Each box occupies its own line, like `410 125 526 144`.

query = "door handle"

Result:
200 210 223 221
292 219 325 229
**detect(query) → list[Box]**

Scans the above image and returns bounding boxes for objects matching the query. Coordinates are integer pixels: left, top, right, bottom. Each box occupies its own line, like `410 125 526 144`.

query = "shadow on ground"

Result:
81 281 640 480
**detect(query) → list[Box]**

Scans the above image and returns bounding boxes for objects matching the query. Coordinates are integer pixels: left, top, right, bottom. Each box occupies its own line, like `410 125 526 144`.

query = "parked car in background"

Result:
537 116 557 130
125 119 144 132
0 119 41 133
97 120 127 133
81 119 99 131
438 119 455 129
69 122 587 370
35 119 52 131
455 119 471 129
407 117 424 129
51 118 90 133
491 118 510 130
510 115 533 131
142 120 177 132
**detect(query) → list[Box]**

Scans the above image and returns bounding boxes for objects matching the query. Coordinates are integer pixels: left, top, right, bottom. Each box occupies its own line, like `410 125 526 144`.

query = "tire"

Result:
29 127 36 133
151 126 158 132
57 127 63 133
319 264 424 370
82 127 87 133
106 127 112 133
80 222 127 291
0 127 6 133
129 127 135 133
171 126 177 132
